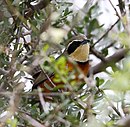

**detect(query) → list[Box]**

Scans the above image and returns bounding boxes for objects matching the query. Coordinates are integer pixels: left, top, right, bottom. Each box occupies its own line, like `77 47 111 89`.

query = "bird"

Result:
32 35 90 93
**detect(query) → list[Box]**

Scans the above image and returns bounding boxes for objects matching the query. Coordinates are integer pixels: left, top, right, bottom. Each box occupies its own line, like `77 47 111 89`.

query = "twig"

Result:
20 112 47 127
108 0 121 18
41 68 56 87
92 18 120 47
104 41 115 49
0 82 24 123
22 31 31 36
0 91 70 97
91 48 106 62
38 88 49 114
105 96 122 117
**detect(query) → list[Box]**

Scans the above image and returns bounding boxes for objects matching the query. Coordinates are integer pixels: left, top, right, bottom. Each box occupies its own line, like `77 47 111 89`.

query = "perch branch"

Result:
89 48 128 75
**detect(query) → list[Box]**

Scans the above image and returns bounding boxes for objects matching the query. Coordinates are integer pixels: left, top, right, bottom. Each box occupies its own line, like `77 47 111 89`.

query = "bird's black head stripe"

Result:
67 39 89 55
67 41 81 55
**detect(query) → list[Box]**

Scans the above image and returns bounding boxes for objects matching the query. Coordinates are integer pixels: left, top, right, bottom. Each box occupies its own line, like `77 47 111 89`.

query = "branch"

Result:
91 48 106 62
108 0 120 18
0 83 24 123
92 18 120 47
105 95 122 117
20 112 47 127
89 48 128 75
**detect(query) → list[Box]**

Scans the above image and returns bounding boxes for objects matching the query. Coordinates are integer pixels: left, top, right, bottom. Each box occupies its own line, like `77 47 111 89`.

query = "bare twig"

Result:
33 68 56 90
108 0 121 18
92 18 120 47
20 112 47 127
105 96 122 117
38 88 49 114
104 41 115 49
0 91 70 97
0 83 24 123
91 48 106 62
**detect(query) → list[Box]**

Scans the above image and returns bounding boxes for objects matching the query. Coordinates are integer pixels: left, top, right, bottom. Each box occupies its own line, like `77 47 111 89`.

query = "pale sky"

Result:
73 0 119 27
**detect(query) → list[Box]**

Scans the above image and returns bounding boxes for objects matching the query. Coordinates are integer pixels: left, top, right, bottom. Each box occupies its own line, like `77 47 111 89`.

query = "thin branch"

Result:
91 48 106 62
39 69 56 88
105 96 122 117
38 88 49 114
0 83 24 123
104 41 115 49
20 112 47 127
108 0 121 18
92 18 120 47
0 91 70 97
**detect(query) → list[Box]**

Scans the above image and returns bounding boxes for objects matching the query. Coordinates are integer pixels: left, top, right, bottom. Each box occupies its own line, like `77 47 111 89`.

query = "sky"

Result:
73 0 119 27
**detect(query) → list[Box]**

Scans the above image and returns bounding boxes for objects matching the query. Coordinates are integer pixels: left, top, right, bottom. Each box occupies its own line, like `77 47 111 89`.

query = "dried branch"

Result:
105 96 122 117
0 83 24 123
38 88 49 114
91 48 106 62
89 48 128 75
20 112 47 127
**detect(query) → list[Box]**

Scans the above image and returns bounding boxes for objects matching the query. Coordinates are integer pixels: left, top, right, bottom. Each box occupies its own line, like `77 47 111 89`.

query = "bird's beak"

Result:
81 39 90 45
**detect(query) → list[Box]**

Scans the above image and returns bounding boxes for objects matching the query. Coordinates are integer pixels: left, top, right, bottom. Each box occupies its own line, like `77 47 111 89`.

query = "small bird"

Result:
32 35 90 92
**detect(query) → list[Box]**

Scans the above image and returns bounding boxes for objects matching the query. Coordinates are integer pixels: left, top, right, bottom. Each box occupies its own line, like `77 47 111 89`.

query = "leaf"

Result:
101 48 108 56
96 77 104 87
7 118 18 127
88 19 100 33
66 115 79 125
42 44 49 52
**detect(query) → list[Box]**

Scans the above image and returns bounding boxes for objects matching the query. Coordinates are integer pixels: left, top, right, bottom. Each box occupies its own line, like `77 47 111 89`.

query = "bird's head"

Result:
67 35 90 62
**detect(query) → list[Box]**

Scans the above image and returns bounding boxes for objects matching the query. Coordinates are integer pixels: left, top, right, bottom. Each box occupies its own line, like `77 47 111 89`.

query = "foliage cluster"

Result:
0 0 130 127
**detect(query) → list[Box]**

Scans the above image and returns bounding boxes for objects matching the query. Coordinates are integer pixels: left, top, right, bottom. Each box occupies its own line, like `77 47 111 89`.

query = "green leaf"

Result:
7 118 18 127
88 19 99 33
66 115 79 125
101 48 108 56
96 77 104 87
